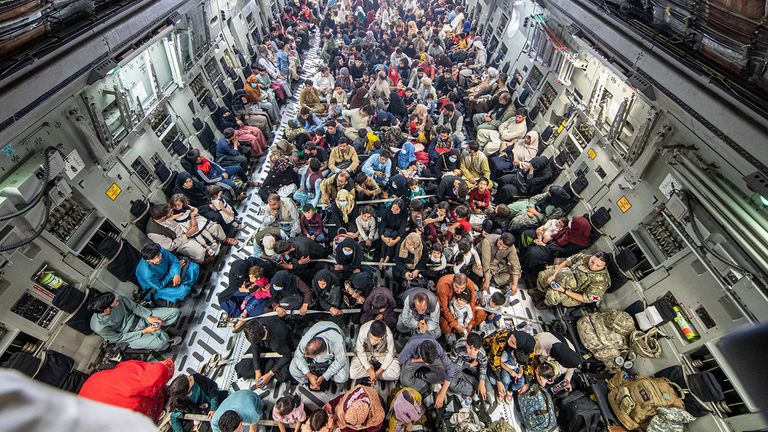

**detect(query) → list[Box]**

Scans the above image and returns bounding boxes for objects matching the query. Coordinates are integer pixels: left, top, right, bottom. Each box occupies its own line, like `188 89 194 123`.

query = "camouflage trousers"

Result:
535 267 582 308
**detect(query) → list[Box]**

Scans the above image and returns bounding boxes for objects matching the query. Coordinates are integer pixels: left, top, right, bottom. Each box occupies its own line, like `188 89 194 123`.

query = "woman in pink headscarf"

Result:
332 385 386 431
386 388 424 432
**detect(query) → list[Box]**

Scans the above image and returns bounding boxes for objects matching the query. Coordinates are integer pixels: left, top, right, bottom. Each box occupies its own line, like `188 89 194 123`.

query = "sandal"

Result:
224 238 238 246
497 390 506 403
505 392 514 404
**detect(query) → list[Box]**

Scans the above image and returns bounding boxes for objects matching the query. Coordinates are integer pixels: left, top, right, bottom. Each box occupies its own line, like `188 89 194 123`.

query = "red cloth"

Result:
197 157 212 174
79 359 174 421
552 215 592 247
468 187 491 210
415 151 430 164
388 66 400 87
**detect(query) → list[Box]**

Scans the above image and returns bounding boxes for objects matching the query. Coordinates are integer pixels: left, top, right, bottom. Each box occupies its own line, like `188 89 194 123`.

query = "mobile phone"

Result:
550 281 560 290
153 322 161 328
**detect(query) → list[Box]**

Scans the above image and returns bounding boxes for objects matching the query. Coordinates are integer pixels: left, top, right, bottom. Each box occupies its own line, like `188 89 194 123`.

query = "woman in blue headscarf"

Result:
396 141 417 171
136 243 200 307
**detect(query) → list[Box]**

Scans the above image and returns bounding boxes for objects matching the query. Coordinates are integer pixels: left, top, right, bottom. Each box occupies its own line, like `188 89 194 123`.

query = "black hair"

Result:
168 375 196 413
218 410 243 432
490 292 506 307
358 128 368 138
467 332 483 349
141 242 162 261
274 240 291 254
185 148 200 160
300 106 312 115
206 184 223 197
275 395 301 416
88 292 116 313
302 203 314 212
453 290 471 303
410 200 424 212
379 149 391 159
243 320 267 343
309 409 329 430
592 251 608 262
454 205 469 219
417 341 438 364
468 141 480 152
538 361 556 380
308 158 321 172
360 205 375 215
499 232 516 247
370 320 387 338
354 171 369 184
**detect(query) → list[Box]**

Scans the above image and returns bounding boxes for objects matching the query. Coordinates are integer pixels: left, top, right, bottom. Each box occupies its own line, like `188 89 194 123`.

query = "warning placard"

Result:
617 196 632 213
106 183 122 201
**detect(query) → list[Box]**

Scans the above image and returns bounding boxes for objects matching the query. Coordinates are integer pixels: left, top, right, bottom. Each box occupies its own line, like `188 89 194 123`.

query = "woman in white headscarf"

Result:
416 77 437 103
473 39 488 67
468 67 499 101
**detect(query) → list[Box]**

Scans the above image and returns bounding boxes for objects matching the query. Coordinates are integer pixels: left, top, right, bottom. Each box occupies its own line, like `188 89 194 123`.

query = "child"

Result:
332 86 348 107
447 290 473 345
207 185 238 226
237 266 272 318
169 194 222 258
408 199 425 232
353 128 369 153
366 129 381 153
424 201 452 244
355 205 378 253
327 96 343 119
422 242 448 280
407 178 427 205
449 205 472 244
424 94 437 116
300 203 326 242
468 177 491 214
478 291 506 334
272 395 307 432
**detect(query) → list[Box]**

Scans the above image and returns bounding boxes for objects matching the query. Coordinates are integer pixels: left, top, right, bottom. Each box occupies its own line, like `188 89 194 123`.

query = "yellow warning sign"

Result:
617 196 632 213
587 148 597 160
106 183 122 201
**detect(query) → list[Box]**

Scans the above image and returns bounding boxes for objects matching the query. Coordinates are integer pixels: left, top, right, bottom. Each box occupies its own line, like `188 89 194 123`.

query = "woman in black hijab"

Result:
429 148 461 179
174 172 237 235
334 237 365 280
268 270 312 317
495 156 554 203
311 269 344 323
386 89 409 123
378 198 408 267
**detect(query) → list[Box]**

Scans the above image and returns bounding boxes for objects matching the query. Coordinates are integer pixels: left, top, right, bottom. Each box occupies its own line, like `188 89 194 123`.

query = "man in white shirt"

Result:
350 320 400 385
312 67 336 103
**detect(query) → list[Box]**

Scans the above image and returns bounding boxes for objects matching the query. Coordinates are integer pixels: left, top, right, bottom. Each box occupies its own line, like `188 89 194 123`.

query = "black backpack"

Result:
558 390 605 432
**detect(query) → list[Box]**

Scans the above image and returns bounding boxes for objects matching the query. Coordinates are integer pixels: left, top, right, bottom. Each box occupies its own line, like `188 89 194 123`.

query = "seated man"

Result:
235 318 295 388
328 138 360 173
274 236 325 280
354 171 383 200
251 194 301 256
320 169 355 204
88 292 181 351
398 333 458 408
216 128 250 173
312 67 336 102
211 391 263 432
397 287 441 337
448 332 489 403
360 149 392 186
534 251 611 308
476 108 528 155
350 320 400 386
435 273 485 341
136 242 199 307
478 232 521 295
289 321 349 391
459 141 493 188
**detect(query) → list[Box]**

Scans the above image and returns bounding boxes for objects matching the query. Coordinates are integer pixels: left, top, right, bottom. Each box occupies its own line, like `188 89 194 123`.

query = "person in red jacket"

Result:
468 177 491 214
435 273 487 340
79 359 174 422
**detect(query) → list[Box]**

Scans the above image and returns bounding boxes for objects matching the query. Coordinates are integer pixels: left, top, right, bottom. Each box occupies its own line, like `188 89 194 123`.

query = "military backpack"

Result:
607 373 685 430
576 310 635 367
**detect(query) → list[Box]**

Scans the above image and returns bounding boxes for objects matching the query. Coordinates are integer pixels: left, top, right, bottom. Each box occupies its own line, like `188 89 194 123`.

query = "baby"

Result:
450 290 474 334
478 291 506 334
207 185 237 226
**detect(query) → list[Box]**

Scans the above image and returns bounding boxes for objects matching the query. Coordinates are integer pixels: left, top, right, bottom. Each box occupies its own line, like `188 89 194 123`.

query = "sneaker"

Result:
169 336 183 347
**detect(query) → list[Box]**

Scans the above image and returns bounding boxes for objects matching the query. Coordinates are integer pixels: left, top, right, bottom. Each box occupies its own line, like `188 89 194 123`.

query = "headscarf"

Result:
392 389 424 425
312 269 339 290
335 188 356 223
364 30 375 44
536 186 572 212
396 142 416 169
513 130 539 163
244 74 261 103
413 104 428 122
398 232 424 269
551 215 592 247
337 67 352 90
387 174 409 197
173 172 209 208
350 86 370 109
550 342 583 368
335 385 385 430
387 66 400 87
487 67 499 81
270 270 296 293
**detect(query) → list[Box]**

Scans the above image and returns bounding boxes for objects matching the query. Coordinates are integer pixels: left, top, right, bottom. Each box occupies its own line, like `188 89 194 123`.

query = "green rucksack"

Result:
577 310 635 368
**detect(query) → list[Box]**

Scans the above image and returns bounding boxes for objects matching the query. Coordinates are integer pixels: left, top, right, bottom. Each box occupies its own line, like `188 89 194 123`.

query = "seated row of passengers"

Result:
83 0 619 431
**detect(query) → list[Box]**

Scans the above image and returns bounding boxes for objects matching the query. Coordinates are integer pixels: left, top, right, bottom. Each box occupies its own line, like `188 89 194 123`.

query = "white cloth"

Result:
0 370 157 432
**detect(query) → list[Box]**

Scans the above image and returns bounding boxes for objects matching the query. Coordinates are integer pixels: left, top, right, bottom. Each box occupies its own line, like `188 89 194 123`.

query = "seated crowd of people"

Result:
80 0 618 431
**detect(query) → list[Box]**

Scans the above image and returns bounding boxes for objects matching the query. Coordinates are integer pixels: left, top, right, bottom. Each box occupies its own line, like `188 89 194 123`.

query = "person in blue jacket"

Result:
136 242 199 307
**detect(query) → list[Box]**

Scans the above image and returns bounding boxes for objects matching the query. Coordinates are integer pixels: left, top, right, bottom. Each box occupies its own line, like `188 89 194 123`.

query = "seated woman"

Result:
233 91 272 135
233 116 267 158
328 385 386 432
181 149 246 202
257 157 300 202
219 265 272 318
489 130 540 180
378 199 408 268
386 388 424 432
312 269 344 322
136 243 200 307
335 237 365 281
495 156 554 204
169 194 236 258
270 139 300 165
327 189 359 239
483 330 536 404
168 373 225 432
520 215 590 274
506 185 573 234
392 232 425 293
174 172 238 235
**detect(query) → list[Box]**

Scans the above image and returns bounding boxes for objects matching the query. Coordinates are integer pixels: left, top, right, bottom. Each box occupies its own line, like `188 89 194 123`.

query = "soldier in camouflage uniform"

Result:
534 251 611 307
